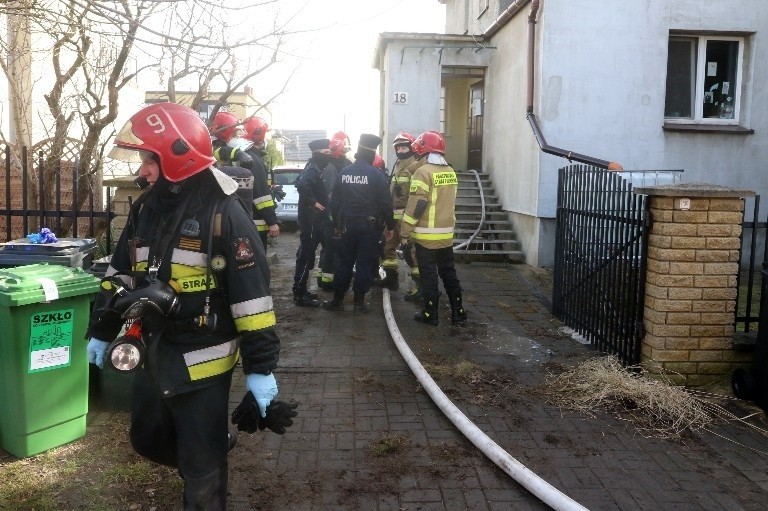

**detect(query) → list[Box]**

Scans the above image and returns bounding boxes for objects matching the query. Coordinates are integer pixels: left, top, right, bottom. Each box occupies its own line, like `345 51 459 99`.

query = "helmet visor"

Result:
108 146 155 164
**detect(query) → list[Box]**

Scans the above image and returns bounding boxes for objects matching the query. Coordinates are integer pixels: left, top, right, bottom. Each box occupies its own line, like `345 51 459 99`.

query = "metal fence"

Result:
553 165 654 366
1 145 114 250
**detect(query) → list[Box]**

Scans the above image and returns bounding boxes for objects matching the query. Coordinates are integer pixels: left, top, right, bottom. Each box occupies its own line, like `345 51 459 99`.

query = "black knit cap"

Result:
357 134 382 152
308 138 331 152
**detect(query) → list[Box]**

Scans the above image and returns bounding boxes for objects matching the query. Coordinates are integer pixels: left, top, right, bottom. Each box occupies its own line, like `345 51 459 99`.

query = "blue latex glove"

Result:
246 373 278 418
87 338 110 369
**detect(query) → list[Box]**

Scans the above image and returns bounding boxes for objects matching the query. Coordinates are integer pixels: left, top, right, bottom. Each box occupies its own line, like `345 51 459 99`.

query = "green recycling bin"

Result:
0 263 100 457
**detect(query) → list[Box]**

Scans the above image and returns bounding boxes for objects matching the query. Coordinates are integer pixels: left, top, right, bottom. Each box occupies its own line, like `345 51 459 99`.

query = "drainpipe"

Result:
518 0 623 170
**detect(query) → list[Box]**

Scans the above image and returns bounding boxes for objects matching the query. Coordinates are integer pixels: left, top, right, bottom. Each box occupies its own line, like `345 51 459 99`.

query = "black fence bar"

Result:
553 164 653 366
21 145 29 235
736 196 767 332
4 146 10 237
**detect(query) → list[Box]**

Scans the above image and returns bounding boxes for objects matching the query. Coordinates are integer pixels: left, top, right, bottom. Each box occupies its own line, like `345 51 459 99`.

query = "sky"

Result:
261 0 446 141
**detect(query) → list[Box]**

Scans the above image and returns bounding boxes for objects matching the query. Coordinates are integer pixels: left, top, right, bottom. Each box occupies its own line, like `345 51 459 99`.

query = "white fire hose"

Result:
382 289 589 511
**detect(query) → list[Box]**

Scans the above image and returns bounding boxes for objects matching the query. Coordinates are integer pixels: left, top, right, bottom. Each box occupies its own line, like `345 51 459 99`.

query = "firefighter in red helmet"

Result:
210 110 254 169
86 102 296 510
241 116 280 251
399 130 466 326
377 131 422 296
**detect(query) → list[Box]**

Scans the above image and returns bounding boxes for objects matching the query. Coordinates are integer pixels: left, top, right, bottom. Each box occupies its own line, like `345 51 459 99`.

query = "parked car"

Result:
272 165 303 225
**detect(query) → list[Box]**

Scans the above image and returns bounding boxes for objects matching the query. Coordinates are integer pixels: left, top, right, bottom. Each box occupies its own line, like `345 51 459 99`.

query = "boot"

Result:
447 289 467 325
414 295 439 325
382 268 399 291
322 291 345 311
403 274 422 302
294 289 320 307
353 292 370 314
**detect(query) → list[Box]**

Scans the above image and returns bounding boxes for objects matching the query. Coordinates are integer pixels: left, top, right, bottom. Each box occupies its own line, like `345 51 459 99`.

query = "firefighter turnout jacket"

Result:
390 155 420 223
399 158 458 250
245 147 278 232
87 169 279 397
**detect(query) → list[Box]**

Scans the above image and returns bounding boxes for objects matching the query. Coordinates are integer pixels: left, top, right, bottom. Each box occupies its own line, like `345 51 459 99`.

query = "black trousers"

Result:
130 369 232 511
293 218 323 293
318 220 340 284
333 221 381 296
415 243 461 300
258 230 269 254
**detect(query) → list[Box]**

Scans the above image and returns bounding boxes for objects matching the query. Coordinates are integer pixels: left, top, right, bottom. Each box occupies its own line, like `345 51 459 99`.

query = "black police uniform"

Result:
87 169 279 510
293 150 331 305
326 142 394 310
317 155 352 290
245 146 278 250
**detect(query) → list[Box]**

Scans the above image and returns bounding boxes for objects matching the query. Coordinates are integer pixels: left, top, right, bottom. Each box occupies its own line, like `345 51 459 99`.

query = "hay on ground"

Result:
544 356 713 438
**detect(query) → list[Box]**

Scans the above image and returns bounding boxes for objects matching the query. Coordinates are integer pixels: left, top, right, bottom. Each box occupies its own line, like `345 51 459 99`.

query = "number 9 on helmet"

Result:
108 103 216 183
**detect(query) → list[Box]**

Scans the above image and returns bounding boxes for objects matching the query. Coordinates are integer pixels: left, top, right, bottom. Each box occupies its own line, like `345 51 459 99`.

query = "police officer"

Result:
85 103 293 510
293 139 332 307
210 110 253 169
316 131 352 291
377 132 422 296
399 130 466 326
322 134 395 313
242 116 280 251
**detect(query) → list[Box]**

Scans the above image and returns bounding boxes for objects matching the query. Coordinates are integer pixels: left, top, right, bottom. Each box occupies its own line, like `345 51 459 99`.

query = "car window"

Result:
274 171 302 186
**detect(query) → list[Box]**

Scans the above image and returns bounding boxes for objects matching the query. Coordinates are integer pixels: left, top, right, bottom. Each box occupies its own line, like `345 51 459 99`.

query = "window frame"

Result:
665 34 745 126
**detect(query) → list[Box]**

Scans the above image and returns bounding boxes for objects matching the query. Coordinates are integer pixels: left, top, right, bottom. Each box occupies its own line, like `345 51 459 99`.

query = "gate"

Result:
552 165 652 366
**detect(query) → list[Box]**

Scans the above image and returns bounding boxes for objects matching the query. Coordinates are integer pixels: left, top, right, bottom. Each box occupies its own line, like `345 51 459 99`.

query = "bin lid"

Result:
0 237 97 255
0 263 101 306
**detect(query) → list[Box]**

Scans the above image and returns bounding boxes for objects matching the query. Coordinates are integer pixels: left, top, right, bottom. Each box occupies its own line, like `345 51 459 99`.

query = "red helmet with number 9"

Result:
411 130 445 156
243 116 269 144
211 111 240 142
109 102 216 182
329 131 350 159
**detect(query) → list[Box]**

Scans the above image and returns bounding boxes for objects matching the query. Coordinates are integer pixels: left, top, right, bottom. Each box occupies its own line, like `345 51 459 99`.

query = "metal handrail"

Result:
454 168 485 251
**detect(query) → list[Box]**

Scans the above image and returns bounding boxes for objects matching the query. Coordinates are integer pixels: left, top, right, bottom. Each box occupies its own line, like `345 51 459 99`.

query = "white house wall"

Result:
480 0 768 266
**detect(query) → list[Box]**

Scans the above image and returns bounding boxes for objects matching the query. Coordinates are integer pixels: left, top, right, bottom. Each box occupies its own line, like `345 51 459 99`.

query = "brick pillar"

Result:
635 183 755 386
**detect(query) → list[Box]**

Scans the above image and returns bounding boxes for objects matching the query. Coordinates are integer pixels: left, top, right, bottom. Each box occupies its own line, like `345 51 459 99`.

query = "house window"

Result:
665 35 744 124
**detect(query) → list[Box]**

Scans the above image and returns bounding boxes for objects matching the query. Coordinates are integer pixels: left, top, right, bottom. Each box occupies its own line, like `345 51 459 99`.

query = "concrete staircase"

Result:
453 170 524 263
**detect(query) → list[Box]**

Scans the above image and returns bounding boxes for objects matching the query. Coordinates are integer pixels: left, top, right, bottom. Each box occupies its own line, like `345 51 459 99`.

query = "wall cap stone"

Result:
103 176 139 187
635 182 755 198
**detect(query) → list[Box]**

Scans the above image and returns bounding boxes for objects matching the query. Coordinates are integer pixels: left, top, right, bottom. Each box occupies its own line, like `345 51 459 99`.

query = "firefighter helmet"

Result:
243 116 269 144
392 131 415 148
411 131 445 156
329 131 351 158
373 153 385 170
211 111 241 142
108 102 216 183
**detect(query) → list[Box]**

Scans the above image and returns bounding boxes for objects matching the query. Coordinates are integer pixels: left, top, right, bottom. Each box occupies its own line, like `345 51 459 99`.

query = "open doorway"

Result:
441 67 485 171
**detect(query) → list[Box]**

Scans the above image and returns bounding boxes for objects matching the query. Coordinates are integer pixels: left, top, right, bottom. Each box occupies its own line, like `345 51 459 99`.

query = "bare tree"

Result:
0 0 306 237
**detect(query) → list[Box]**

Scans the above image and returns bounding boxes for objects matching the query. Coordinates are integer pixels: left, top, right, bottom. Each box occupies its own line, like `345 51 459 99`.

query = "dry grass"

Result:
544 356 715 438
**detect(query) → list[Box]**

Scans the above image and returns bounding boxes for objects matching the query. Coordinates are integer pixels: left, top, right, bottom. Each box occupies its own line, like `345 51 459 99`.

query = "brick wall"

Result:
638 184 755 386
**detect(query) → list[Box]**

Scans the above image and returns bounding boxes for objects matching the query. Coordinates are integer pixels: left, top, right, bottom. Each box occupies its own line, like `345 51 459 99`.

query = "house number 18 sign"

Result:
393 92 409 104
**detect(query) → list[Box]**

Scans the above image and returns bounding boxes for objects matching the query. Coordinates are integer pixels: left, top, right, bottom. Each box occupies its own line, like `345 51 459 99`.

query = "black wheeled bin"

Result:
0 238 98 269
0 264 100 457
